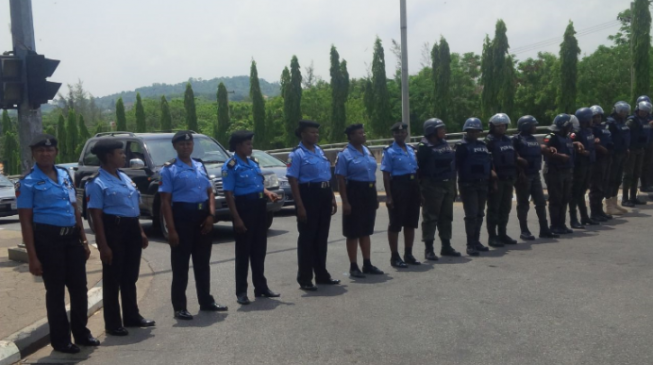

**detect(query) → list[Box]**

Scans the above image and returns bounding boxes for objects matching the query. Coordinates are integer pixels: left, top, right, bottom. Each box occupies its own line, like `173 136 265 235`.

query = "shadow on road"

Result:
236 298 296 312
172 312 229 328
301 284 348 297
100 327 155 347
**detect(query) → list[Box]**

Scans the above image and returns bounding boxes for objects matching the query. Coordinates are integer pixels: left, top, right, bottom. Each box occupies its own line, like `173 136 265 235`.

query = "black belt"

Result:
300 181 331 189
172 201 210 211
235 192 265 201
34 223 78 236
103 214 139 226
392 174 417 182
347 180 376 188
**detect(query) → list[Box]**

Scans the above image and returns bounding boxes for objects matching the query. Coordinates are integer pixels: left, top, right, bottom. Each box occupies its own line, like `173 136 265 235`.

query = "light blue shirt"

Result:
16 164 77 227
86 168 140 217
380 142 418 176
286 142 332 183
159 158 212 203
221 155 265 196
334 144 377 182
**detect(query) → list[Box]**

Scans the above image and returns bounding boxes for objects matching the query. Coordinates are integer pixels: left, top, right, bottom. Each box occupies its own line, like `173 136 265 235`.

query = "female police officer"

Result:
160 131 226 319
223 131 281 304
335 124 384 278
381 122 421 267
86 138 155 336
287 120 340 291
17 134 99 353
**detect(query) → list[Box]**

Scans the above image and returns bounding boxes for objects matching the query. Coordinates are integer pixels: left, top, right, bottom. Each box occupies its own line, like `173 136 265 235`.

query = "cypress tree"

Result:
431 41 441 115
632 0 651 100
160 96 172 132
250 60 267 149
330 46 349 143
481 20 511 120
77 114 90 156
559 21 580 113
1 110 12 134
499 55 517 122
66 109 78 161
116 97 127 131
3 132 19 175
217 82 230 146
94 122 107 135
184 82 198 131
56 114 67 163
283 57 303 146
135 92 146 133
434 37 451 121
480 35 493 121
370 37 392 137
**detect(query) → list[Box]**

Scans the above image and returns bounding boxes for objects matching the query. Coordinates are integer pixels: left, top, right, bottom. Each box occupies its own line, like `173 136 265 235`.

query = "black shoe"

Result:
299 283 317 291
488 236 504 248
75 335 100 347
539 230 559 239
600 212 613 220
520 231 535 241
424 250 439 261
53 343 81 354
590 215 607 222
124 317 156 328
106 327 129 336
440 246 461 257
622 200 635 207
316 278 341 285
404 254 421 265
174 310 193 320
475 243 489 252
561 226 574 234
499 235 517 245
362 265 384 275
200 302 228 312
391 256 408 268
570 220 585 229
641 186 653 192
632 199 647 205
466 246 479 256
254 289 281 298
581 217 600 226
349 267 366 278
237 294 251 305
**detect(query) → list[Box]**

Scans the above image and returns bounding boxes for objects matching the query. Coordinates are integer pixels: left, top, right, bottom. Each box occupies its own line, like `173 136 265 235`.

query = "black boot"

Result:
349 263 365 278
539 227 559 239
404 247 421 265
570 212 585 229
362 259 384 275
498 226 517 245
390 252 408 268
440 240 461 257
424 240 438 261
581 215 600 225
520 230 535 240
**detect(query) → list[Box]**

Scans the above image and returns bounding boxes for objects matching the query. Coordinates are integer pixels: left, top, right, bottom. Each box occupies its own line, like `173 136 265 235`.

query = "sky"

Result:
0 0 628 98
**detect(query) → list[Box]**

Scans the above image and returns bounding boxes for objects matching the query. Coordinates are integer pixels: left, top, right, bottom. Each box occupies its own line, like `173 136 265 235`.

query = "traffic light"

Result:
25 53 61 108
0 56 24 109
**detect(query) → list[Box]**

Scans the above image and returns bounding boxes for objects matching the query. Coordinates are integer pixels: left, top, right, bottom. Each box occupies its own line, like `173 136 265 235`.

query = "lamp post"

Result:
400 0 411 138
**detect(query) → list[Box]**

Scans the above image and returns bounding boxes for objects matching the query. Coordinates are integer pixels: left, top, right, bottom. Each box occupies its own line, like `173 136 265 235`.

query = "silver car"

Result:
0 174 18 217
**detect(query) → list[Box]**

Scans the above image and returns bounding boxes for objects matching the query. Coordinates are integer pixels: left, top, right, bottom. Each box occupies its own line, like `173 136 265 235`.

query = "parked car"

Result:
251 150 293 207
74 132 285 238
0 174 18 218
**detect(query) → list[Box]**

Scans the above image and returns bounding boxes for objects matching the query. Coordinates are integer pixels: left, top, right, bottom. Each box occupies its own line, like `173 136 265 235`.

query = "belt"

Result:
34 223 78 236
392 174 417 182
460 178 488 184
103 214 139 226
300 181 331 189
497 175 516 181
235 192 265 201
172 201 210 211
347 180 376 188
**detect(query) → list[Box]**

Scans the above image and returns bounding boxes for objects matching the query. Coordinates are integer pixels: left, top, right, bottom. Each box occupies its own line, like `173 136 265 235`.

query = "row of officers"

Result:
15 96 652 353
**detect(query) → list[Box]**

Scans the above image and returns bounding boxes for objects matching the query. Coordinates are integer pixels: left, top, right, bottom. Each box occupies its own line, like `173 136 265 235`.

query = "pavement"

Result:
0 199 650 365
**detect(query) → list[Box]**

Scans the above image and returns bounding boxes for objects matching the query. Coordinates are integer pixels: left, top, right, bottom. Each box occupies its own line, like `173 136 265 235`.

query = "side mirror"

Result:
129 158 145 168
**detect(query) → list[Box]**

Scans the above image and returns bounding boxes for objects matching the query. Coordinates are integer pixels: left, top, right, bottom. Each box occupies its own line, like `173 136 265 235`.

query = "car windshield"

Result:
145 136 230 167
252 151 286 168
0 174 12 188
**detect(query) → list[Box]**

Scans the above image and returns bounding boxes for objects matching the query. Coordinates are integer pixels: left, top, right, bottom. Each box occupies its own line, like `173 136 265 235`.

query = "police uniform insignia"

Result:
227 159 236 168
185 134 190 140
45 139 52 146
222 171 228 177
543 134 552 143
37 181 46 185
287 156 292 166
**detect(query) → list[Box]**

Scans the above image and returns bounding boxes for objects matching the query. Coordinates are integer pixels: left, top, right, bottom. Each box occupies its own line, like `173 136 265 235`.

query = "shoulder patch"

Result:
227 158 236 168
163 158 176 167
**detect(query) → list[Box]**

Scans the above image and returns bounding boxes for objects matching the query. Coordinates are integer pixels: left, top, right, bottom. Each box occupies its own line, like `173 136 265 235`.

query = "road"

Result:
4 202 653 365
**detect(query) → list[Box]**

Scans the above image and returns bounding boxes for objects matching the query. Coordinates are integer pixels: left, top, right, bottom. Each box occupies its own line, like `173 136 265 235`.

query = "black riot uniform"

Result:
569 108 598 228
588 106 614 221
605 102 631 215
544 114 575 235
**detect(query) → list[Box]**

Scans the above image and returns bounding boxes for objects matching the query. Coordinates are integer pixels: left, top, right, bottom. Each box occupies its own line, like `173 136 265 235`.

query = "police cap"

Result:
90 138 123 155
390 122 408 132
344 123 364 136
295 120 320 138
29 134 58 148
172 130 194 144
228 130 255 152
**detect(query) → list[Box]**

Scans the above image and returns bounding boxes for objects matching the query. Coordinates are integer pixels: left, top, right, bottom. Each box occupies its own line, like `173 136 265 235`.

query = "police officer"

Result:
569 107 598 228
160 131 226 318
381 122 422 267
513 116 559 240
287 120 340 291
636 96 653 193
456 118 492 256
86 138 155 335
588 105 614 222
17 134 99 353
622 100 652 206
335 124 384 278
543 114 577 235
605 101 631 215
416 118 460 260
485 113 518 247
223 131 281 304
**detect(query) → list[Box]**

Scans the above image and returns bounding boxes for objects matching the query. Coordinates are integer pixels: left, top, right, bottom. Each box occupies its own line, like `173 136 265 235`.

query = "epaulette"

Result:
227 158 237 168
55 166 74 182
163 158 176 167
88 171 100 181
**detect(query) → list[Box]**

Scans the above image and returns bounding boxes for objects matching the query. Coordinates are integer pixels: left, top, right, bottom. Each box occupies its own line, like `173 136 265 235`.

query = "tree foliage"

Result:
433 37 452 121
250 60 267 149
368 37 392 137
330 46 349 142
56 114 67 163
135 93 146 133
283 57 303 146
160 96 172 132
115 97 127 131
216 82 231 146
559 21 581 113
184 83 198 131
65 109 78 162
632 0 651 100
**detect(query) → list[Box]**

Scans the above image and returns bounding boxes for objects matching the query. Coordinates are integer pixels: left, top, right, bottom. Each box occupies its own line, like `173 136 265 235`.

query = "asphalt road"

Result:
5 202 653 365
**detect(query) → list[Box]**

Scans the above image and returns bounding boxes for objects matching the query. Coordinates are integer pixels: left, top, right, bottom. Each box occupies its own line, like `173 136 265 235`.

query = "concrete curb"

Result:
0 284 103 364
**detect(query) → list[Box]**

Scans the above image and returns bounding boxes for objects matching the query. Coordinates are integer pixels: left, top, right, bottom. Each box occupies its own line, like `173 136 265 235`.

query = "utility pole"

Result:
10 0 42 173
400 0 410 138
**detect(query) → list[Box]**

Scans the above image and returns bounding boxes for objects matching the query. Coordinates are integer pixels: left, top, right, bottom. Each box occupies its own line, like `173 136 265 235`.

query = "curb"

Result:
0 284 103 364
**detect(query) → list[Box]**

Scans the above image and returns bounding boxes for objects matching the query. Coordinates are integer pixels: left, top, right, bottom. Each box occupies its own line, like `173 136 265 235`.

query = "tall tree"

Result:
135 93 146 133
3 132 19 175
250 60 267 149
216 82 231 146
78 114 91 155
433 37 452 121
1 110 12 134
559 21 581 113
369 37 392 136
283 57 303 146
184 82 198 131
499 55 517 122
330 46 350 142
632 0 651 100
160 96 172 132
481 20 511 120
480 35 493 120
66 109 78 161
115 97 127 131
56 114 67 163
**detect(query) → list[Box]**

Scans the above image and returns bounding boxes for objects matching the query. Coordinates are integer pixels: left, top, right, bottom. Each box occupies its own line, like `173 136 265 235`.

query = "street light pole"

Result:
400 0 411 138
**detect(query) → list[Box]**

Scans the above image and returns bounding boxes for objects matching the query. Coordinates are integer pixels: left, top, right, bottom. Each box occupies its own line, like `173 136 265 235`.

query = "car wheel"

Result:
266 212 274 230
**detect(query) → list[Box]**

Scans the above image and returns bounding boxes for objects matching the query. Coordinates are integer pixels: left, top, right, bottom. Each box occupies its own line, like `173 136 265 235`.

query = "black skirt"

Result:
343 180 378 239
388 174 421 232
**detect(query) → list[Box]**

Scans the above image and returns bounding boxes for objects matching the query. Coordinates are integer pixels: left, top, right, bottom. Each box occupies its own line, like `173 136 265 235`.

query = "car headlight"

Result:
264 174 280 189
279 178 290 188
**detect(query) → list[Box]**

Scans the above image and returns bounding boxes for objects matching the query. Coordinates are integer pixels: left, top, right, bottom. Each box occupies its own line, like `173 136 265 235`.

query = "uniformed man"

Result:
605 101 631 215
485 113 518 247
543 114 578 235
513 116 559 240
160 131 226 319
622 100 652 206
416 118 460 260
588 105 614 222
287 120 340 291
381 122 422 267
223 131 281 304
335 124 384 278
569 107 598 228
456 118 493 256
636 96 653 194
86 138 155 335
17 134 99 353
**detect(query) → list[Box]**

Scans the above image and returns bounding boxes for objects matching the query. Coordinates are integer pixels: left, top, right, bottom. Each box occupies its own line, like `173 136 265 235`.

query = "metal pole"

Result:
10 0 42 174
400 0 410 137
